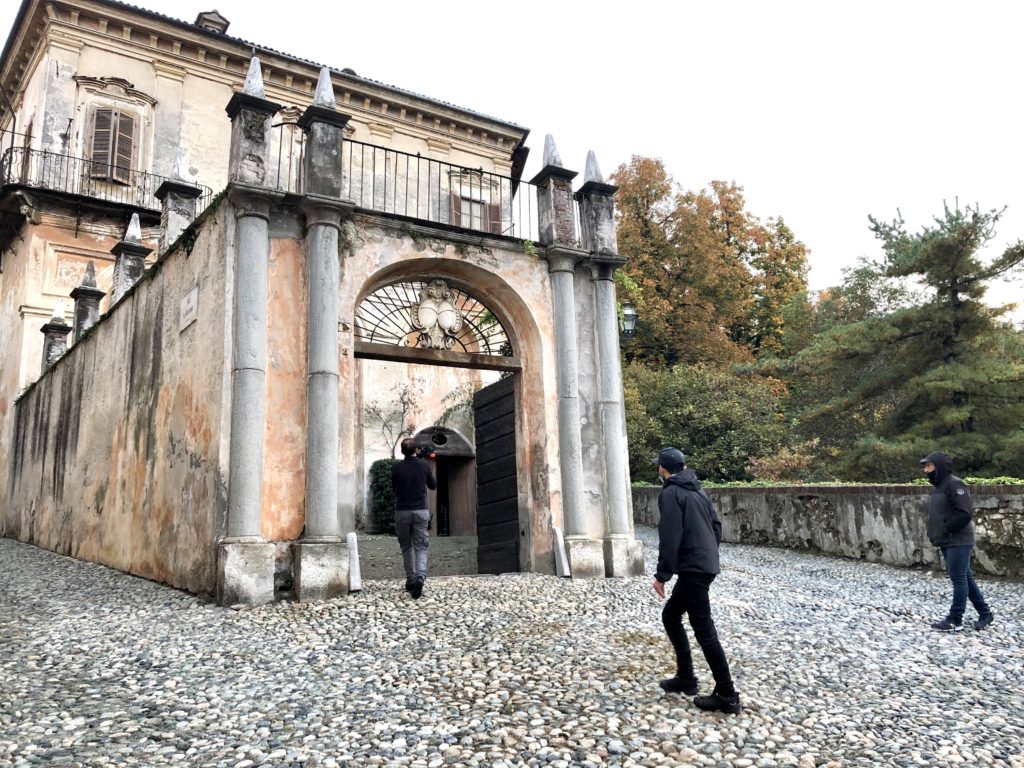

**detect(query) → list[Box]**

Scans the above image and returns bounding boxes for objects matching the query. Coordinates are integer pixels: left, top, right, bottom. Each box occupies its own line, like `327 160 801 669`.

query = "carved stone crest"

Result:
413 280 463 349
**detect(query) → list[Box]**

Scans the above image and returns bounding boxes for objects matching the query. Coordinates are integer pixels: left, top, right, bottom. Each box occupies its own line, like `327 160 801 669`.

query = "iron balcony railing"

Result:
0 146 214 213
270 123 546 242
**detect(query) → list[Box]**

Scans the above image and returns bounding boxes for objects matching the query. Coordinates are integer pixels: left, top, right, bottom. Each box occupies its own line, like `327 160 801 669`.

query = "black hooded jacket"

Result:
923 451 975 547
655 469 722 581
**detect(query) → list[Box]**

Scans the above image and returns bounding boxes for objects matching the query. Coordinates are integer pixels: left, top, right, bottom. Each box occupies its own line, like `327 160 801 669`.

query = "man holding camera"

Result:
392 437 437 599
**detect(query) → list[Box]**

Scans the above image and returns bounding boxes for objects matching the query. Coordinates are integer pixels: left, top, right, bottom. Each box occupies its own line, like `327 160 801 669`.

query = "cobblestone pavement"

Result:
1 528 1022 768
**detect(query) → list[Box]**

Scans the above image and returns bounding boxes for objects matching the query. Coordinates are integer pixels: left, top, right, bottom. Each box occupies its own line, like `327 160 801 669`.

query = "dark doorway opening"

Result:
413 428 477 539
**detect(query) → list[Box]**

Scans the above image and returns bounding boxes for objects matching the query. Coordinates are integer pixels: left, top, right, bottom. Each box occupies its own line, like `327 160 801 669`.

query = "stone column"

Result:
217 57 281 607
532 136 603 578
109 213 151 306
577 152 644 577
294 67 355 602
40 301 71 370
69 261 105 344
154 154 203 256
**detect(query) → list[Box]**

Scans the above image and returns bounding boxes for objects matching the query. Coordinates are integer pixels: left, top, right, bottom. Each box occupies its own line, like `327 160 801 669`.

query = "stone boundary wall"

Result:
633 485 1024 577
3 203 232 594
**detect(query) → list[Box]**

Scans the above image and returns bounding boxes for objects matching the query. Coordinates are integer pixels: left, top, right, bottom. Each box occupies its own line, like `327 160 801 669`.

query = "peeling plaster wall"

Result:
261 235 306 542
632 485 1024 577
3 203 232 595
0 216 158 500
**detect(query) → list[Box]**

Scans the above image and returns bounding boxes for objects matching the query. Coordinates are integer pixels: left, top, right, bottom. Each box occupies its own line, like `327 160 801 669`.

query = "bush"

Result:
624 362 791 482
368 458 400 534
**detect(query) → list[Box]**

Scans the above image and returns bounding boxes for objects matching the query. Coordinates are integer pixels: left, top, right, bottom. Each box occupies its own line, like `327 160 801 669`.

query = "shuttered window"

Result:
450 194 503 235
89 108 135 183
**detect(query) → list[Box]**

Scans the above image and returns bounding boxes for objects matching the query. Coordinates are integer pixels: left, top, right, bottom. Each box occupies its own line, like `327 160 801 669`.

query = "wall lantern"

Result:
620 301 638 338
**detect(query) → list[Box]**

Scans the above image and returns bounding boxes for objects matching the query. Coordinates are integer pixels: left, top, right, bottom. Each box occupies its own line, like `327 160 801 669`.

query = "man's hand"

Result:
652 579 665 599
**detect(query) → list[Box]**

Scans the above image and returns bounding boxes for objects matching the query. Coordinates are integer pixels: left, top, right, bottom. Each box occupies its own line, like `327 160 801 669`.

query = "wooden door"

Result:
473 376 519 573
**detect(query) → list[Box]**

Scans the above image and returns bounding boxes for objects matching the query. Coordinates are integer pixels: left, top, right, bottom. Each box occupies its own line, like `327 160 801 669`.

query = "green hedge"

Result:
368 458 400 534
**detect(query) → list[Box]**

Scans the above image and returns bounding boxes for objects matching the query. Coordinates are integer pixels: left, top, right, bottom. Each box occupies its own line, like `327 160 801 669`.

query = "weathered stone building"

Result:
0 0 645 604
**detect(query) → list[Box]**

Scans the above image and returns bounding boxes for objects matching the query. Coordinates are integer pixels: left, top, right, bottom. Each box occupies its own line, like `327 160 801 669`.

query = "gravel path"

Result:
1 528 1022 767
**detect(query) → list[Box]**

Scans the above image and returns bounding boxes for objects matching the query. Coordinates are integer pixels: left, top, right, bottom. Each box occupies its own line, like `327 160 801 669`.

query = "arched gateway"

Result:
2 62 644 606
242 70 646 603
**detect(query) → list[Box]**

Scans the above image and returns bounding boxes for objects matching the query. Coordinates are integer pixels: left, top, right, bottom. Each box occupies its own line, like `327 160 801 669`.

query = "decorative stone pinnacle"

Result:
542 135 563 168
81 261 97 288
313 66 336 108
124 213 143 244
584 151 604 184
242 56 266 98
50 300 68 324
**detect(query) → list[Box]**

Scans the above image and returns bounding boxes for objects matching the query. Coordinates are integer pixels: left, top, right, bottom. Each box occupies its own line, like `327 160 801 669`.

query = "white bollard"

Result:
552 526 571 578
347 531 362 592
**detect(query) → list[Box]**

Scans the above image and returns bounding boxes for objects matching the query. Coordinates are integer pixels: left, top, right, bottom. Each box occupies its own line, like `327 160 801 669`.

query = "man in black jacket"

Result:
652 447 740 714
921 450 994 632
392 438 437 599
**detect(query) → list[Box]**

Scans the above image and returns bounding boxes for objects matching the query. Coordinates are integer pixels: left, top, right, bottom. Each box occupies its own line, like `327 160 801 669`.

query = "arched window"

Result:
355 279 512 356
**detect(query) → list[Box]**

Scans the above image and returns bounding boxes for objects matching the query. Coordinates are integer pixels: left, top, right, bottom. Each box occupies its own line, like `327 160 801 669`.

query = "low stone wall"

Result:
633 485 1024 577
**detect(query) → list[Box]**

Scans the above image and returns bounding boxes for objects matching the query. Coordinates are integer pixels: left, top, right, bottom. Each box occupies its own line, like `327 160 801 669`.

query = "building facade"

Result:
0 0 644 604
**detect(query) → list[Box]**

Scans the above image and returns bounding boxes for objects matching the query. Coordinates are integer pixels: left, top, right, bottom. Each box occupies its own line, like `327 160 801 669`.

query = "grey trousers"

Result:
395 508 430 583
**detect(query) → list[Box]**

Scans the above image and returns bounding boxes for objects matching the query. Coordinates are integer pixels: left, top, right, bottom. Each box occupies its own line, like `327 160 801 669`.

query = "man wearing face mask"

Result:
921 450 994 632
651 447 740 714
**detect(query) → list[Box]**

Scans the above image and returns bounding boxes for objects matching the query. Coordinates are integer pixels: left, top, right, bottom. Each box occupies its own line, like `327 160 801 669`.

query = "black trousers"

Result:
661 572 735 694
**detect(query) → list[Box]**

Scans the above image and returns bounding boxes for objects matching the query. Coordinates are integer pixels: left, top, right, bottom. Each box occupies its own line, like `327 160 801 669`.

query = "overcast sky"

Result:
4 0 1022 317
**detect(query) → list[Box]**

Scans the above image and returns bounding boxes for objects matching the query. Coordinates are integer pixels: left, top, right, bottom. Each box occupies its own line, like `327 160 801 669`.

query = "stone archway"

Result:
343 255 552 574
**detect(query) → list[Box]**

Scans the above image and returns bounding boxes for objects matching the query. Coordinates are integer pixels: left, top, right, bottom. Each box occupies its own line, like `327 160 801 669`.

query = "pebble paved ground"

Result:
1 527 1022 768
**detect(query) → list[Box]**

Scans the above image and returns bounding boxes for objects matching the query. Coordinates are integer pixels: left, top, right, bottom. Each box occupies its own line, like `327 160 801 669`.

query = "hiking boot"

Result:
693 687 741 714
974 612 994 631
659 676 698 695
410 578 424 600
931 617 963 632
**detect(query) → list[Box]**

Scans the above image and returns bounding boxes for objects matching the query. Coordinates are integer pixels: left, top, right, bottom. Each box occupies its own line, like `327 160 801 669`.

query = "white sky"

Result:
3 0 1022 317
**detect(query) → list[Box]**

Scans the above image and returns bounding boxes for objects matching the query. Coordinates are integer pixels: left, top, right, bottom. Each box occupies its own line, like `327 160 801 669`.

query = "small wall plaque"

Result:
180 285 198 331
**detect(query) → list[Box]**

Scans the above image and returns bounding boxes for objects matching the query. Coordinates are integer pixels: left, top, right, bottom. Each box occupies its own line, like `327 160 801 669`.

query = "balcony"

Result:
270 125 544 242
0 146 214 214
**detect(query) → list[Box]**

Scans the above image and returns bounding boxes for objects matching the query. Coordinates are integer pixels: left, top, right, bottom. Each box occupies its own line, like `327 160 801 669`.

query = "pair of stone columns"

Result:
532 137 644 578
217 61 354 605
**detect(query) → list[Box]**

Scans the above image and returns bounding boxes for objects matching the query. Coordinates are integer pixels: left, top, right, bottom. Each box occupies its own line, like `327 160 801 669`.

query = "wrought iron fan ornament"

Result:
355 279 511 356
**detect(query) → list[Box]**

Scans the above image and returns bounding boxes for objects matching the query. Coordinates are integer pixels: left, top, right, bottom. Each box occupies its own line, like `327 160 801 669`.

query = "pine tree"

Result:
787 203 1024 479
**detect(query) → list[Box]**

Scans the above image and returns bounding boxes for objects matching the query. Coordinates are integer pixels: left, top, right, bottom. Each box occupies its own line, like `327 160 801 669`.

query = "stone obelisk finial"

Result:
41 300 72 369
530 134 578 246
70 261 106 343
109 213 152 305
226 56 282 186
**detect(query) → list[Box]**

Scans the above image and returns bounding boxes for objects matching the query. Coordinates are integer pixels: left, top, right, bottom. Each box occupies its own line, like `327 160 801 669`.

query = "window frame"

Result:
88 106 138 185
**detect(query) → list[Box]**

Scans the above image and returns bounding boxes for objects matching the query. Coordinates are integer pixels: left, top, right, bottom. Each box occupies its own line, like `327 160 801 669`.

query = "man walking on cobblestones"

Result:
651 447 741 714
922 450 994 632
393 438 437 599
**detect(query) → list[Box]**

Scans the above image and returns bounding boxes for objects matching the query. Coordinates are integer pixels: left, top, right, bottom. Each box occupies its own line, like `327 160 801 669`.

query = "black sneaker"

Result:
693 688 741 714
974 613 994 631
931 617 963 632
659 676 699 695
410 578 424 599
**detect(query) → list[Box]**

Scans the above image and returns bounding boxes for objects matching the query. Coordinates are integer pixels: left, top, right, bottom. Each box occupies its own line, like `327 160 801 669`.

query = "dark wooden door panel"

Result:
473 376 519 574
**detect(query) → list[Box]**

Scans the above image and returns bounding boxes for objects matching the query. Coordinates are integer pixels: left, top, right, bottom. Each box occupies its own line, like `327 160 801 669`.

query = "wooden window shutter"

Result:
90 108 114 178
112 112 135 184
486 202 502 235
450 193 462 227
